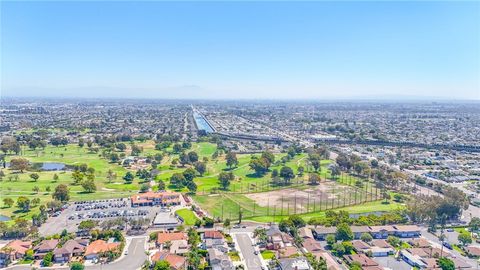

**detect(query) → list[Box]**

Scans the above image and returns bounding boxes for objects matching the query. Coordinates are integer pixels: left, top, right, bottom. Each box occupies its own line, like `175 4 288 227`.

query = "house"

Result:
151 251 186 270
169 240 189 255
408 238 431 248
302 238 323 253
34 239 59 259
277 246 298 259
370 240 394 256
351 226 371 239
368 226 395 239
207 248 234 270
393 225 421 238
53 239 88 263
204 238 228 253
131 191 181 207
400 249 427 268
0 240 32 267
351 240 371 254
312 226 336 241
370 247 392 257
370 239 392 249
157 232 188 248
298 228 314 239
279 257 312 270
466 246 480 257
343 254 379 268
204 231 224 240
314 252 342 270
84 240 120 260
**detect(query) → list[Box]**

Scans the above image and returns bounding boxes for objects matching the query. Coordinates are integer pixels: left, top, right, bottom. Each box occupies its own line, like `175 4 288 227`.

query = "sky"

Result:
1 1 479 100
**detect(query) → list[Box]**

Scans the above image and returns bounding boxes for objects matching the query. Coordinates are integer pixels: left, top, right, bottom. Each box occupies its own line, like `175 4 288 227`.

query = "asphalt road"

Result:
6 237 147 270
235 233 263 270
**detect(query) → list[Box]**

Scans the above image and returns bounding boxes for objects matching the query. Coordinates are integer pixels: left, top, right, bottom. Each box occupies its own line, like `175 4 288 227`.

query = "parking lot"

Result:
39 198 166 236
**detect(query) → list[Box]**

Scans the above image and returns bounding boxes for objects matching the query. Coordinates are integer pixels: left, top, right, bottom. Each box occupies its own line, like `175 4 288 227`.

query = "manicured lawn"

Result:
175 208 199 225
261 250 275 260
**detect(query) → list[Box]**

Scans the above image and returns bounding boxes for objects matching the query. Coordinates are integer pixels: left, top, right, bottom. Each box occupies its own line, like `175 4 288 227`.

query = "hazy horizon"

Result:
1 1 479 100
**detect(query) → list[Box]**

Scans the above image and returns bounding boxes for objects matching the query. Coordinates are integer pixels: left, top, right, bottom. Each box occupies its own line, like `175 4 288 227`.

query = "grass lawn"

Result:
261 250 275 260
175 208 199 225
228 251 240 261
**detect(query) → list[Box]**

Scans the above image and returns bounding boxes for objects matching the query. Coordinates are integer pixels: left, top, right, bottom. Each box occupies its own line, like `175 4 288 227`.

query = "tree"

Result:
335 223 353 241
9 158 29 172
81 179 97 193
438 257 455 270
3 197 14 207
226 152 238 169
42 252 53 266
187 151 199 163
297 166 305 176
78 220 97 231
194 162 206 176
30 173 39 182
183 168 197 182
330 165 341 180
53 184 70 202
107 169 117 182
360 233 373 243
17 196 31 212
280 166 295 185
170 173 186 189
326 234 336 246
158 180 166 191
249 158 269 176
72 170 84 185
53 173 59 181
469 217 480 232
458 231 472 246
186 181 197 193
179 152 190 166
332 242 345 256
219 172 234 190
173 143 182 153
33 186 40 194
140 183 149 193
70 262 85 270
223 219 231 229
123 172 135 183
308 173 321 185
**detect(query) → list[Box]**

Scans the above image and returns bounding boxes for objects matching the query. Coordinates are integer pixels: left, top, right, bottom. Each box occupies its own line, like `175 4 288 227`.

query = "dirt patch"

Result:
245 181 358 211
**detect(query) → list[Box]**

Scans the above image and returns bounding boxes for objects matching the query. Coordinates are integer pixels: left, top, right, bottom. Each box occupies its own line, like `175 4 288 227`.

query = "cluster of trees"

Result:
71 164 97 192
249 151 275 176
308 210 407 226
407 188 469 227
0 136 22 155
170 168 198 193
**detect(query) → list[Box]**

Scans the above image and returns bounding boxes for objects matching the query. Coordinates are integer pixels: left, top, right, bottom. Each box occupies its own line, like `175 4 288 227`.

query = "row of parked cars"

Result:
69 209 149 220
74 198 128 211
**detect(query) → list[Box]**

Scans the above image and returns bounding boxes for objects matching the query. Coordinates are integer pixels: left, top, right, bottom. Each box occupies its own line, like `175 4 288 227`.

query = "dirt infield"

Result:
245 181 368 212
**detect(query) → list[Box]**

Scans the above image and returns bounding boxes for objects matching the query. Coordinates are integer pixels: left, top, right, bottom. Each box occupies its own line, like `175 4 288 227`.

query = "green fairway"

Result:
175 208 199 225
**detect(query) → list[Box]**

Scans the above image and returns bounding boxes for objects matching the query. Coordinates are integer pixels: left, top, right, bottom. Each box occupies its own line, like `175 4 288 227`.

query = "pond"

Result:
349 211 386 219
5 162 66 171
0 215 11 222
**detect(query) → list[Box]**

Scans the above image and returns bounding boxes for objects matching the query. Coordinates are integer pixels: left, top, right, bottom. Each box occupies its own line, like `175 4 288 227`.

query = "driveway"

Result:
6 237 147 270
234 233 263 270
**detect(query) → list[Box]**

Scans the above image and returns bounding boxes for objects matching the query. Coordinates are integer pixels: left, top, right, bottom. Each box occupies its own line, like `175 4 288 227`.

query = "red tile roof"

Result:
151 251 186 270
84 240 120 256
157 232 187 245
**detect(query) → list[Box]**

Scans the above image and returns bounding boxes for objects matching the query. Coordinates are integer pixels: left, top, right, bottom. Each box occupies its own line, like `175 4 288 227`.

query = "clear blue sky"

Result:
1 1 479 100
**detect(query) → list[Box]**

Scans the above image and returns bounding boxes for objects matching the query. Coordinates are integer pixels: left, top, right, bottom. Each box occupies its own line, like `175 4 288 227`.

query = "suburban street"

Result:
234 233 263 270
